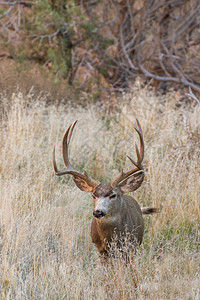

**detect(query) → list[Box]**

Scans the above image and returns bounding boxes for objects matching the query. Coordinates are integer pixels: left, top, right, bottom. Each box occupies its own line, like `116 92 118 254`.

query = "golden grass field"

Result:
0 87 199 299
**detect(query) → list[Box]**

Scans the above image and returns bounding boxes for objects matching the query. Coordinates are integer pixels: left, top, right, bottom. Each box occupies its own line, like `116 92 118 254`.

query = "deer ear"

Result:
72 175 95 192
118 171 144 194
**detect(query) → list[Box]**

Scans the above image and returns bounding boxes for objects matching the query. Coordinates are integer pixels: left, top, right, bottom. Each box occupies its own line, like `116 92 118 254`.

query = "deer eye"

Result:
109 194 116 200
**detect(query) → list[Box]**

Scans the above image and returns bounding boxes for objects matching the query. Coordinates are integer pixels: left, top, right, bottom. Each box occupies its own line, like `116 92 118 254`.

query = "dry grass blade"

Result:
0 88 199 299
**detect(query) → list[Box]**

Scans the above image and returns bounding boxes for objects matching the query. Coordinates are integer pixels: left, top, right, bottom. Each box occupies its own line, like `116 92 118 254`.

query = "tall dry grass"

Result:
0 88 199 299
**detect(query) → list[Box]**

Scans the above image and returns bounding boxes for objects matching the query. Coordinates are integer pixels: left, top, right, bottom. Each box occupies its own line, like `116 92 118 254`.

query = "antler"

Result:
111 119 144 188
53 121 99 190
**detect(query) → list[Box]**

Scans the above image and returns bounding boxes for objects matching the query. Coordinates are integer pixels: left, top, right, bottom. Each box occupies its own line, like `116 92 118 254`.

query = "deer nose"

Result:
93 210 106 218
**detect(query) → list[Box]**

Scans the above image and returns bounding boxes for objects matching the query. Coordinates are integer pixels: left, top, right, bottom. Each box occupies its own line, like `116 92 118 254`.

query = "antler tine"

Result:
111 120 144 188
134 119 144 161
52 122 75 175
127 153 140 169
53 121 99 189
62 120 77 169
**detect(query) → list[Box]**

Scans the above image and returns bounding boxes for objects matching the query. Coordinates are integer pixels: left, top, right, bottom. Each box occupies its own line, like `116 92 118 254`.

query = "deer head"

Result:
53 120 144 219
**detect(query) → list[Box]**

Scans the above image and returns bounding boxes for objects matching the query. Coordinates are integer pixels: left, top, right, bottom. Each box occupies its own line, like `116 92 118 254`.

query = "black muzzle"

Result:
93 210 106 218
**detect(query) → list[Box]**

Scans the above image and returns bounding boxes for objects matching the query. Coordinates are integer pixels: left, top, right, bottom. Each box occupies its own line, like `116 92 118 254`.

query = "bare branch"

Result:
0 1 34 7
172 4 200 41
137 57 200 93
119 23 138 71
185 87 200 105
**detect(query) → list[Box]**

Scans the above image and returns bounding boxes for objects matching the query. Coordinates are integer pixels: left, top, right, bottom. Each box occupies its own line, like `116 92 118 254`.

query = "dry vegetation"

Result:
0 87 200 299
1 0 200 94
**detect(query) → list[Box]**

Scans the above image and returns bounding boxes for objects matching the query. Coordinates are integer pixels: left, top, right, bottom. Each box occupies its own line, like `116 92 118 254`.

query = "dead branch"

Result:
0 1 34 8
185 87 200 105
137 57 200 93
0 0 200 94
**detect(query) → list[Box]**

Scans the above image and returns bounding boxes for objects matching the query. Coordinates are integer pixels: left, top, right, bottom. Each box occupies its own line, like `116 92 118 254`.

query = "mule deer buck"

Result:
53 120 158 260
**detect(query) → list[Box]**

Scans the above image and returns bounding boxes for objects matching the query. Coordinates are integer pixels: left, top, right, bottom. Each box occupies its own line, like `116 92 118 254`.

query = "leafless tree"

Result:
0 0 200 94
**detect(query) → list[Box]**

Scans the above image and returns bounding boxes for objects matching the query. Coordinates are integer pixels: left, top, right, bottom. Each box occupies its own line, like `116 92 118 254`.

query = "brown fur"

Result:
91 184 145 259
53 120 159 260
93 183 113 198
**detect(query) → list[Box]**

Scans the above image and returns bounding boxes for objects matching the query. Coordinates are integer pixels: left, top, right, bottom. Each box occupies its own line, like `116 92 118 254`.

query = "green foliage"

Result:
0 7 6 18
142 219 200 256
0 0 113 82
161 220 200 251
48 47 69 76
